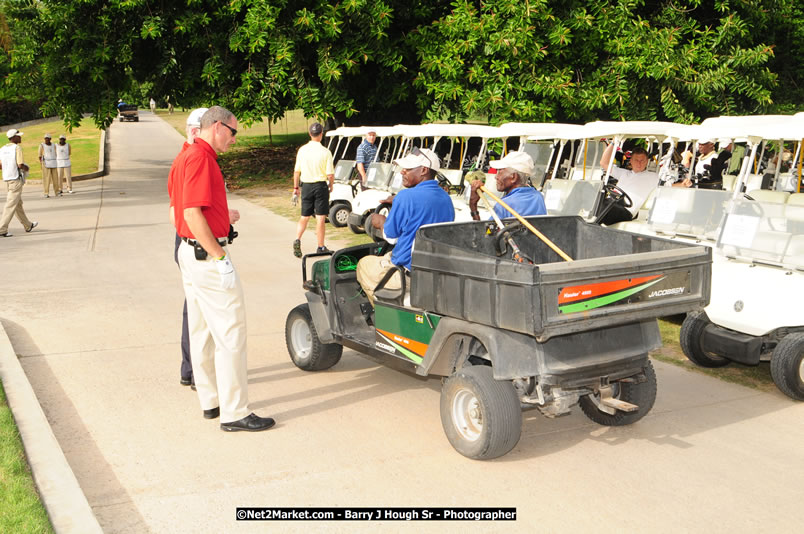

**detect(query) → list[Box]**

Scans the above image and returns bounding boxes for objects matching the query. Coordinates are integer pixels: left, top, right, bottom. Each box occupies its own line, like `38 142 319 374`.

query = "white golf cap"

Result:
186 107 209 127
394 147 441 171
718 138 732 146
698 138 715 145
489 151 535 175
44 133 52 138
59 134 66 139
6 128 23 138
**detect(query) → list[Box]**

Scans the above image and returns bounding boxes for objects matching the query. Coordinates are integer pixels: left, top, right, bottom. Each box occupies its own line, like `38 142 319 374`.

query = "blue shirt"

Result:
491 186 546 220
355 140 377 169
384 180 454 269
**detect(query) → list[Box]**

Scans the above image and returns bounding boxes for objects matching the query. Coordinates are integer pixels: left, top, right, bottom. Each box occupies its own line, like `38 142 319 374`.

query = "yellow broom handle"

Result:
479 186 573 262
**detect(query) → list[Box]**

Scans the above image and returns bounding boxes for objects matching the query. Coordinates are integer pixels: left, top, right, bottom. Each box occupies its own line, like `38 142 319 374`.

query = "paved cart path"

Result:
1 112 802 533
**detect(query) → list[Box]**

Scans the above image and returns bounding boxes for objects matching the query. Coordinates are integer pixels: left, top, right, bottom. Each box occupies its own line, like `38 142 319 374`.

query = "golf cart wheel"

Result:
579 359 657 426
770 333 804 401
440 365 521 460
328 202 350 228
285 304 342 371
347 217 365 234
679 311 731 368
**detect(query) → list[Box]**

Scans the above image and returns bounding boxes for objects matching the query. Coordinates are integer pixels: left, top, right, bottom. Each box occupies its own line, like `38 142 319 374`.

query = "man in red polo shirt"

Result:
169 105 274 432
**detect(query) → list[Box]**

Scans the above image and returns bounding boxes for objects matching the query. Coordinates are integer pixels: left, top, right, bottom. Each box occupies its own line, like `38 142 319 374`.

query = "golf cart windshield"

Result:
647 187 732 241
717 197 804 269
365 162 395 189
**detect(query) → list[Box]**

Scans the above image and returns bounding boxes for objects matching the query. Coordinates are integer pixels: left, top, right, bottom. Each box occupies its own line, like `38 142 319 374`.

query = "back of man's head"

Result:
200 106 234 130
309 122 323 138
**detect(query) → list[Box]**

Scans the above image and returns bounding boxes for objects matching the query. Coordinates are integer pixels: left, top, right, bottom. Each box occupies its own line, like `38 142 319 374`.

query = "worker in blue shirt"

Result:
357 147 454 305
468 151 546 221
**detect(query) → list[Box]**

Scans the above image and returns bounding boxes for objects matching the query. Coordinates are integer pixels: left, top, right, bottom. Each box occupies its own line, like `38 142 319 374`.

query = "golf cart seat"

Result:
374 266 412 307
746 189 789 204
721 174 738 191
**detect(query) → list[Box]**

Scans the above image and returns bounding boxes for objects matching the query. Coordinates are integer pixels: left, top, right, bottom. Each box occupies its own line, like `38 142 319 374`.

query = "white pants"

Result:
178 241 250 423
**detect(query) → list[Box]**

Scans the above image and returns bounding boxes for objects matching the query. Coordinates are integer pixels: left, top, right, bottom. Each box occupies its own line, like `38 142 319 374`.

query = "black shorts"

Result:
301 182 329 216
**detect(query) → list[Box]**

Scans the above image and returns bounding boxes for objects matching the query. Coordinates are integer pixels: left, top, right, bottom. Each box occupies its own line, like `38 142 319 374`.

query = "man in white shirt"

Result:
599 144 659 225
39 133 60 197
56 135 73 193
0 129 38 237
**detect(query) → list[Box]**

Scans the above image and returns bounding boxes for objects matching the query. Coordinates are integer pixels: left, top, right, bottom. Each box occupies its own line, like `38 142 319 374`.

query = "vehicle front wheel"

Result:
328 203 350 228
347 215 365 234
285 304 342 371
770 333 804 401
440 365 521 460
679 310 731 368
579 359 657 426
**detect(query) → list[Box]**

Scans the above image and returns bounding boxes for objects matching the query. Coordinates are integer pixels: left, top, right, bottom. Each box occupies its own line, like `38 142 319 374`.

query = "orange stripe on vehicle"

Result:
558 275 663 304
376 329 429 357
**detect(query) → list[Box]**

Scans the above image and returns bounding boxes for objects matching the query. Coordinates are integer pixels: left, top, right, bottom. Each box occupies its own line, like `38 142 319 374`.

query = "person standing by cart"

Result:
355 129 378 190
292 122 334 257
170 106 274 432
0 129 37 237
56 135 73 194
39 133 61 197
467 151 546 221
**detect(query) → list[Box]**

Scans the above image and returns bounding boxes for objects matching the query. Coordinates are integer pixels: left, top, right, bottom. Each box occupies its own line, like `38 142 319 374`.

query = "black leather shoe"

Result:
203 407 220 419
220 413 275 432
180 377 193 386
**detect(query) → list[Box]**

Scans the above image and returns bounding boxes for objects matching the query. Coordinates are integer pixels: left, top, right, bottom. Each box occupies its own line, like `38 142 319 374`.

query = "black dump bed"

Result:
411 216 711 341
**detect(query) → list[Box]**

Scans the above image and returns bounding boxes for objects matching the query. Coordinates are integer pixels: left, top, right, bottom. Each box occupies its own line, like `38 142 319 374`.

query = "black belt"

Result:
181 237 227 247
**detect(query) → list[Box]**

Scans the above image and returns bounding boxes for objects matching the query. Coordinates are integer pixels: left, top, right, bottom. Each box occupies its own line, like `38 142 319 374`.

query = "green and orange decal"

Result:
558 272 689 314
373 305 441 364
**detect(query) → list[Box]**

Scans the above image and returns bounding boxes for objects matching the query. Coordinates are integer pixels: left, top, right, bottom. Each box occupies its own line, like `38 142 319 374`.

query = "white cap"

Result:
394 147 441 171
718 138 732 146
186 107 209 127
6 128 23 138
59 134 66 139
489 151 535 175
44 133 52 138
698 138 715 145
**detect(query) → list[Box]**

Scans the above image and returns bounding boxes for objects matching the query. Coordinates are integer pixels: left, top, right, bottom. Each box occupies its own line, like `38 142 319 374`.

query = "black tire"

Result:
328 202 350 228
347 217 365 234
679 310 731 368
579 359 657 426
440 365 522 460
285 304 342 371
770 333 804 401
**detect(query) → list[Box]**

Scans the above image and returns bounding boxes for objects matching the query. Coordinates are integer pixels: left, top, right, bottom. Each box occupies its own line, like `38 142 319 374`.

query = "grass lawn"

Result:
0 383 53 534
14 118 101 183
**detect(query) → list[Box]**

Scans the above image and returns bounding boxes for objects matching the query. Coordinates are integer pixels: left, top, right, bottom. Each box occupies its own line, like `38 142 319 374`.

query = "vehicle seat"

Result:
721 174 737 191
746 189 790 204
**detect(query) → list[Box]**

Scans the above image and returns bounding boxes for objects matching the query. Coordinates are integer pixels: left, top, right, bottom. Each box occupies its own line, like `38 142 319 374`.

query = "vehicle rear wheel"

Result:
285 304 342 371
770 333 804 401
328 202 350 228
579 359 657 426
679 310 731 368
440 365 521 460
347 215 366 234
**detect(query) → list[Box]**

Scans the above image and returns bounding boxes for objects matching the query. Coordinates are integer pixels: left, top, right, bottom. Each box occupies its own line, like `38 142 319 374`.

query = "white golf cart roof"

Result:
325 125 400 138
581 120 693 141
498 122 586 141
526 123 587 141
399 123 503 139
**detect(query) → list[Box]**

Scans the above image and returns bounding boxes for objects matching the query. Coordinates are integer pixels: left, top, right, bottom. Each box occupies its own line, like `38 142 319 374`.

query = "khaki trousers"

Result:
58 167 72 191
42 166 60 195
178 241 250 423
356 251 402 306
0 179 33 234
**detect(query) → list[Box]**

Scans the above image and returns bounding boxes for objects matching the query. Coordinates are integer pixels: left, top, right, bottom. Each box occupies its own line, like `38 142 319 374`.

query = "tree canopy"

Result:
1 0 801 129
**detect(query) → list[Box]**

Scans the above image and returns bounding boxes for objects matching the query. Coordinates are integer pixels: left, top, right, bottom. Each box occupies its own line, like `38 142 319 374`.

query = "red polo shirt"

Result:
168 139 230 239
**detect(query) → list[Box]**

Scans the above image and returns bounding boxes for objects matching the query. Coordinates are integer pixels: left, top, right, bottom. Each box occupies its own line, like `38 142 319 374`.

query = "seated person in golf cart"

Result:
356 147 454 305
598 143 659 225
467 151 547 221
680 138 731 187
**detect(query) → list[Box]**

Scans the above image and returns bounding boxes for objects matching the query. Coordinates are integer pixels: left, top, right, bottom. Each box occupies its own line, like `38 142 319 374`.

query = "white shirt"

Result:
40 143 57 168
694 151 717 176
56 143 71 167
1 143 22 181
608 167 659 216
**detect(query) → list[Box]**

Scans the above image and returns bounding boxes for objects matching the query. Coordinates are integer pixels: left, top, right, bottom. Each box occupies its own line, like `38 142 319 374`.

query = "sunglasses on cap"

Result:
410 146 435 169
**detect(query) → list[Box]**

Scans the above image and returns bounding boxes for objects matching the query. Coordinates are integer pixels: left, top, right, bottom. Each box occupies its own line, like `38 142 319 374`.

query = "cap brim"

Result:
394 155 424 169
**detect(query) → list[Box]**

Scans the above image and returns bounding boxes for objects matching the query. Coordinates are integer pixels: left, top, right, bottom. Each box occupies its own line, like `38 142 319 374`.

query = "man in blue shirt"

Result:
355 129 378 190
468 151 546 221
356 147 454 305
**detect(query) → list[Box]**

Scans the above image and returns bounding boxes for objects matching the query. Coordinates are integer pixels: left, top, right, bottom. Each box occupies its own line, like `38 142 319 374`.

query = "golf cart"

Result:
286 216 712 459
326 126 402 228
678 116 804 400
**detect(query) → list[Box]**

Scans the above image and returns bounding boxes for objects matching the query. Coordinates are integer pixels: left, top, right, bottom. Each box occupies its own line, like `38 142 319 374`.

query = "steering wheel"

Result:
604 183 633 209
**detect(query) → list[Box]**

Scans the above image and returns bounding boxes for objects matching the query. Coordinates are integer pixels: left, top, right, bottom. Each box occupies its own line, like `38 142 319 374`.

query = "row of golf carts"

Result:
286 113 803 460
